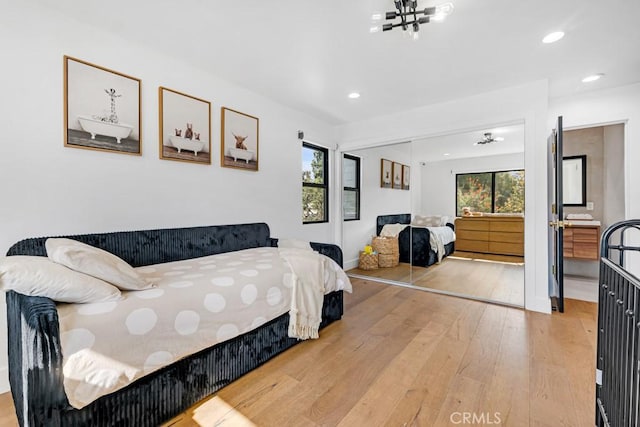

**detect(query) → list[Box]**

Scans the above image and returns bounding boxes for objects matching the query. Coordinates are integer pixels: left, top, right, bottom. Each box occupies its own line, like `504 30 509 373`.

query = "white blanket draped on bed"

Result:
380 223 456 263
57 247 352 409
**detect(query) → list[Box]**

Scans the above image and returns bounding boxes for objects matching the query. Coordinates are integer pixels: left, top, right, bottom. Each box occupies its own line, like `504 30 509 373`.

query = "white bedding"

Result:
56 247 351 409
380 223 456 262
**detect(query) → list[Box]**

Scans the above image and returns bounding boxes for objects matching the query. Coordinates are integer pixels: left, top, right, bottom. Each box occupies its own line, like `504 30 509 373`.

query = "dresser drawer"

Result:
489 220 524 233
456 239 489 253
457 229 489 241
572 243 599 260
490 231 524 244
455 219 489 231
489 241 524 256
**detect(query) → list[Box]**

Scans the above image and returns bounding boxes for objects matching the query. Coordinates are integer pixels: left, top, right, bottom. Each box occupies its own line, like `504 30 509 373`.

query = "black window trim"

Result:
455 168 525 216
342 153 361 222
302 142 329 224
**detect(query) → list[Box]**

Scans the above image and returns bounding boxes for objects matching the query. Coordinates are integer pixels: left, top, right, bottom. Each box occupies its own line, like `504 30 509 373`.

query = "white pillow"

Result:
46 238 153 291
412 215 441 227
0 256 122 303
278 238 313 251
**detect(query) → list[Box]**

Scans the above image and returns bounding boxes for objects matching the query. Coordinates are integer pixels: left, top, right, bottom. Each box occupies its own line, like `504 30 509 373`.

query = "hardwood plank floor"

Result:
0 279 596 427
350 257 525 306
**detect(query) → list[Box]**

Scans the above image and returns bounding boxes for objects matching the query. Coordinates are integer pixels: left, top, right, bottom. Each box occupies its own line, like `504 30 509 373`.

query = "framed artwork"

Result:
221 107 259 171
380 159 392 188
64 56 141 155
402 165 410 190
159 87 211 164
392 162 402 189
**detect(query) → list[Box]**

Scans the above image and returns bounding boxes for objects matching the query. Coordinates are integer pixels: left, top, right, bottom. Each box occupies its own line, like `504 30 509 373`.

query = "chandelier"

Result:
371 1 454 40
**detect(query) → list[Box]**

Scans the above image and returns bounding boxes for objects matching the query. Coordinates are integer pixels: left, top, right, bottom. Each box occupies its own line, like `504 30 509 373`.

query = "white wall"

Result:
0 3 336 393
549 83 640 277
337 80 551 314
342 144 412 269
418 153 524 217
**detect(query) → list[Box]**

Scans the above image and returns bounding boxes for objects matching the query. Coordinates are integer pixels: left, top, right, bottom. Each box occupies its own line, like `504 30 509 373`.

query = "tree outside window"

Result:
302 143 328 223
456 170 524 216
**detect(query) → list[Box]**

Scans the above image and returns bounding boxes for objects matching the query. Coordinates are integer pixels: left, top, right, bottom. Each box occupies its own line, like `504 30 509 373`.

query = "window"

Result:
456 169 525 216
342 154 360 221
302 143 328 223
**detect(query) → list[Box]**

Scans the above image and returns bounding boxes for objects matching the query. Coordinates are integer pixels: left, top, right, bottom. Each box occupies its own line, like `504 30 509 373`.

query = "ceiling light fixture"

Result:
370 1 454 40
474 132 503 146
348 92 361 99
582 73 604 83
542 31 565 44
443 153 450 156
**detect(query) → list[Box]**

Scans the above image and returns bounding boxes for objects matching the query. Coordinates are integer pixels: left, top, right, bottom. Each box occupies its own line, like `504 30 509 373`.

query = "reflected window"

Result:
343 154 360 221
456 170 525 215
302 143 329 223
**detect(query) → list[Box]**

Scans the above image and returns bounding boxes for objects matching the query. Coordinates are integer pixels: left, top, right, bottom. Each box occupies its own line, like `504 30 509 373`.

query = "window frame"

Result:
455 168 525 216
302 142 329 224
342 154 361 221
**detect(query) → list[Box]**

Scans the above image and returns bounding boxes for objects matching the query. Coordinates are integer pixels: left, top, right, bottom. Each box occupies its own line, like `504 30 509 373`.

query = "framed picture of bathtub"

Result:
159 87 211 164
221 107 259 171
64 56 141 155
380 158 392 188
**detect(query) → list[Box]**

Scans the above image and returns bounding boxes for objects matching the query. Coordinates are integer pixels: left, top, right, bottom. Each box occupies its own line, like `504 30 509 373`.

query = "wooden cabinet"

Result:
455 216 524 256
563 225 600 260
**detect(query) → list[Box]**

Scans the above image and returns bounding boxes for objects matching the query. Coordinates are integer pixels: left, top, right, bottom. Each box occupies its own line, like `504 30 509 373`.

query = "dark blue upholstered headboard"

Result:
7 223 272 267
376 214 411 235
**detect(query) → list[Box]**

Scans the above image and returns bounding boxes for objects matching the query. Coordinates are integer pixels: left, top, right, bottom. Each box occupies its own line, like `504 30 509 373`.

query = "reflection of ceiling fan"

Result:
474 132 504 145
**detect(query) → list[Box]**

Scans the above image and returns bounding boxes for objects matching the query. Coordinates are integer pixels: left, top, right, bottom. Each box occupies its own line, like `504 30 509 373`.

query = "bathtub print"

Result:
221 107 259 171
64 56 141 155
159 87 211 165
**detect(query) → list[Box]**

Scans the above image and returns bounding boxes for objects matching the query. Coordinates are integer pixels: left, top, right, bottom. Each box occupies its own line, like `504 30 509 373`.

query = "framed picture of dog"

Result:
159 87 211 164
64 55 141 155
402 165 410 190
221 107 259 171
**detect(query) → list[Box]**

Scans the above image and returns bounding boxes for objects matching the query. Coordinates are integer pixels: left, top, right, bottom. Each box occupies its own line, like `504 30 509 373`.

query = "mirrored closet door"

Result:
343 124 526 308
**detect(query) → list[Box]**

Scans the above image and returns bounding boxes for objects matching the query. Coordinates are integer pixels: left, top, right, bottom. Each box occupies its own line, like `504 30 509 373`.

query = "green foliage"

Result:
302 150 326 222
457 171 525 215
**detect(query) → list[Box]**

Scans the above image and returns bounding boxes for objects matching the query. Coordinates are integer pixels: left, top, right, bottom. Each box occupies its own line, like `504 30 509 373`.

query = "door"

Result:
548 116 564 312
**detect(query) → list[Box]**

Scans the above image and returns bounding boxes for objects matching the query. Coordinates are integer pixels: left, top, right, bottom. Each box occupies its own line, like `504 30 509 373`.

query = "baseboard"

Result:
0 367 9 394
564 276 598 302
344 258 358 271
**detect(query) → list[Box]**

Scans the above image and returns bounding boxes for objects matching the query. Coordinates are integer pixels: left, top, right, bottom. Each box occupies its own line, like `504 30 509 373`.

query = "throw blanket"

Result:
425 226 456 262
56 247 351 409
279 248 325 340
380 223 408 238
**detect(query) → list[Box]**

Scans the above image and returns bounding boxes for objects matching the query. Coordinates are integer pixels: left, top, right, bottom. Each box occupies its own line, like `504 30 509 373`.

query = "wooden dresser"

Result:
563 224 600 260
455 216 524 256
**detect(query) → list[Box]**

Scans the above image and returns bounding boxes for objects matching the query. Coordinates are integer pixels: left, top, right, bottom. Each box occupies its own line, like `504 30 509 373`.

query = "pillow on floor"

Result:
0 256 122 303
46 238 153 291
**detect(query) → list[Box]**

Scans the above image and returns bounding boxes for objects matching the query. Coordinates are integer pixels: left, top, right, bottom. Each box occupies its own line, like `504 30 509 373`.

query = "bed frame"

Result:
6 223 344 426
376 214 455 267
596 219 640 426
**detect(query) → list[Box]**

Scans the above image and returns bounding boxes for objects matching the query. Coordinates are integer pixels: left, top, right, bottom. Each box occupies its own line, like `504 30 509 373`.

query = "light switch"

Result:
586 201 594 210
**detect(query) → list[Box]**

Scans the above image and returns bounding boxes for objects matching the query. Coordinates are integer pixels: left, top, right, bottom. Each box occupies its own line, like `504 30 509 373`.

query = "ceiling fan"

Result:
474 132 504 145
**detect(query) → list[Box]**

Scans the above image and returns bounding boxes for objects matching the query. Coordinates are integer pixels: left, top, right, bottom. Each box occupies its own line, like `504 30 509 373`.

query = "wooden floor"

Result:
0 279 597 427
349 256 524 306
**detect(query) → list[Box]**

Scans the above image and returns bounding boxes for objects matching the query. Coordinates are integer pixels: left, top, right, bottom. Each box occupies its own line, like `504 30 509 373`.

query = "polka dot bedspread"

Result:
56 247 351 409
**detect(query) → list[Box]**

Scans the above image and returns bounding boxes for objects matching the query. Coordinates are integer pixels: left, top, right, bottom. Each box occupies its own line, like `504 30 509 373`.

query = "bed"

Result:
4 223 347 426
376 214 455 267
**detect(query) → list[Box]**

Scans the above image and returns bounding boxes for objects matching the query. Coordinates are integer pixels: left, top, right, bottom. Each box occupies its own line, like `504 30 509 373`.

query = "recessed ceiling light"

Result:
443 153 450 156
494 136 504 142
542 31 565 44
348 92 361 99
582 73 604 83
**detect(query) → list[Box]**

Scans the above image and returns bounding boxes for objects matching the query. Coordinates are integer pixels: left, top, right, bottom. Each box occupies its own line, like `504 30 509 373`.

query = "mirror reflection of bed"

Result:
343 125 525 308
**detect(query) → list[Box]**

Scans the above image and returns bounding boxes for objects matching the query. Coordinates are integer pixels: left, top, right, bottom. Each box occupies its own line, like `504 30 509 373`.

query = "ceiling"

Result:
412 124 524 162
38 0 640 125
